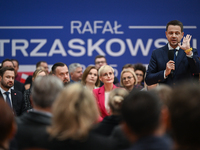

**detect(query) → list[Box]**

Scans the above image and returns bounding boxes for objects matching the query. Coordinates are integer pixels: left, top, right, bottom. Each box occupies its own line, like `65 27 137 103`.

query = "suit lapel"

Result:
161 45 169 63
11 90 17 110
174 49 185 76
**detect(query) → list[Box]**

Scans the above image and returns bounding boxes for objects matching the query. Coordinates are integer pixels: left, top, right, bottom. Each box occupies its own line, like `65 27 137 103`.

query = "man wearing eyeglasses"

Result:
95 55 119 87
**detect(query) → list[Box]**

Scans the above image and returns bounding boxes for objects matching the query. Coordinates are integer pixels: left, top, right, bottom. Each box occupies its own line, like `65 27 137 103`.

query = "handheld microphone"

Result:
168 50 174 77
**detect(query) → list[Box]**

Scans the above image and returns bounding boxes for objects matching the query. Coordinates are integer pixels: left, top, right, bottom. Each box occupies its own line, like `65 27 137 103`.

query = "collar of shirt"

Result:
32 109 52 117
168 43 180 51
0 87 12 94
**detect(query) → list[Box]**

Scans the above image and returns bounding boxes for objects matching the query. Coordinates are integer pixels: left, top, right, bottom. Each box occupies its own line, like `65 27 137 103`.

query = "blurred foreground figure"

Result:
168 83 200 150
121 90 172 150
0 98 16 150
47 83 117 150
13 76 63 149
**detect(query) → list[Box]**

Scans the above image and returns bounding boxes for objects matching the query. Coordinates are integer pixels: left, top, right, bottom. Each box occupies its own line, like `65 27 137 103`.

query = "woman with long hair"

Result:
81 66 100 91
47 83 116 150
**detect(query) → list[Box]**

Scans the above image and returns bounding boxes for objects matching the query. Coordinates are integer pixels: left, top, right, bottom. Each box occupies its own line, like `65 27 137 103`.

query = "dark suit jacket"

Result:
14 111 51 149
13 111 117 150
0 89 26 116
14 80 25 94
145 44 200 86
93 115 121 136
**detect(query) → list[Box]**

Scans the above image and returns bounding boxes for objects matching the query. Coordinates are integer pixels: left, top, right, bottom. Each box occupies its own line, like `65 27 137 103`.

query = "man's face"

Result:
2 61 14 68
70 67 83 81
39 62 49 73
12 60 19 75
95 58 107 70
0 70 15 90
55 66 70 85
165 25 184 49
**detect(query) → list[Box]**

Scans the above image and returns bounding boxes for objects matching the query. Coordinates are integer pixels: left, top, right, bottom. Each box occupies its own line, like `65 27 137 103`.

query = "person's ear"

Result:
121 122 137 143
181 32 184 39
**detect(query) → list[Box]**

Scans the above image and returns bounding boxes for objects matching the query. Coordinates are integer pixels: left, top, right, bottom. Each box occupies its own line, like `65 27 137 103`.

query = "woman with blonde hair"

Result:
47 83 116 150
81 66 100 91
120 69 142 91
94 88 128 136
93 65 118 118
24 69 47 110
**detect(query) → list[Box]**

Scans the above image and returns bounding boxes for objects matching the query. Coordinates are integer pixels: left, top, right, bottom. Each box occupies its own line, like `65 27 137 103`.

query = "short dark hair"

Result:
1 59 14 68
51 62 66 74
11 59 19 67
166 20 183 32
94 55 107 63
36 61 47 68
134 63 146 80
121 90 161 137
122 64 135 70
0 98 15 142
168 83 200 148
0 67 15 77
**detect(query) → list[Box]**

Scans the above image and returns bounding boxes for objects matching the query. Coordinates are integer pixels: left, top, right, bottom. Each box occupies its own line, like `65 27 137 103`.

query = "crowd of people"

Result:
0 20 200 150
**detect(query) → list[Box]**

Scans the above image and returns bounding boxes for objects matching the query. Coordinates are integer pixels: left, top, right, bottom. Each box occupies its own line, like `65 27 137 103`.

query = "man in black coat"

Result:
13 76 63 149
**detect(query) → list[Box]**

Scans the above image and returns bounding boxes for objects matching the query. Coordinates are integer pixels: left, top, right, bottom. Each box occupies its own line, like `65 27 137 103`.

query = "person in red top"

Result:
93 65 118 118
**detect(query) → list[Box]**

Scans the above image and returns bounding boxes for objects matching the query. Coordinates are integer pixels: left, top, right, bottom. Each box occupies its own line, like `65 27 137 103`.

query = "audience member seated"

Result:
120 69 142 91
122 64 135 72
11 59 21 83
69 63 83 83
93 88 128 136
0 98 16 150
24 61 49 90
121 90 172 150
0 67 26 116
95 55 119 86
168 83 200 150
81 66 100 91
51 62 70 86
23 69 47 111
12 76 63 150
134 63 146 88
46 83 117 150
1 59 25 94
93 65 118 118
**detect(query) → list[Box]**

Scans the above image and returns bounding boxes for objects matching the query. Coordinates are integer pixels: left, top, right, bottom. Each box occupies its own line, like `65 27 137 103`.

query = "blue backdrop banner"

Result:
0 0 199 79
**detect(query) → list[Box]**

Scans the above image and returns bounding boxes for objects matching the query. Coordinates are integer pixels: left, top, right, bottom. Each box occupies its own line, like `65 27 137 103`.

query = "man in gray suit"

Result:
12 76 63 149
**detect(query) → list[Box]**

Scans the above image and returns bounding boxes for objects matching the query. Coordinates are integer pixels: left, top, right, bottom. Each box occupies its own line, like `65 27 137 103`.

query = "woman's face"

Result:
86 69 98 85
122 72 135 88
135 70 144 84
100 69 114 84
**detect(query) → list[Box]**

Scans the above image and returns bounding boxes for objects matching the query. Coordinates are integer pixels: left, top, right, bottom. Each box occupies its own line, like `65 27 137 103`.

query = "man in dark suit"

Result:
145 20 200 86
13 76 63 149
1 59 25 93
0 67 26 116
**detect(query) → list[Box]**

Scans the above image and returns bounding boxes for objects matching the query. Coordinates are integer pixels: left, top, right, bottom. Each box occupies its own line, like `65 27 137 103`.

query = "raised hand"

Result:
178 34 192 50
